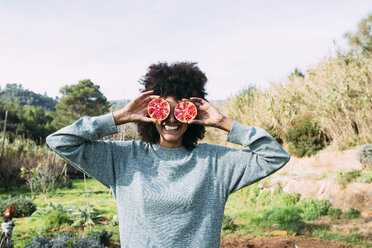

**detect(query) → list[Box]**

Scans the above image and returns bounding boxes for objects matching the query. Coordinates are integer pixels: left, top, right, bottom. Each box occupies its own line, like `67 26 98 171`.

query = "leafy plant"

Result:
337 169 361 187
346 208 361 219
297 198 330 220
27 202 74 229
356 144 372 169
279 192 301 207
222 215 237 232
258 207 305 232
0 195 36 217
328 208 343 218
285 114 327 157
24 234 103 248
86 230 113 247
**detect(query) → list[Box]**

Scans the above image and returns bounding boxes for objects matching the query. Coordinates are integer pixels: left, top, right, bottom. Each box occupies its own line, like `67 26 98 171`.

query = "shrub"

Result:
222 215 237 232
361 175 372 183
328 208 343 218
297 198 330 220
356 144 372 169
0 195 36 217
54 178 73 189
256 191 271 206
285 114 327 157
27 202 73 229
24 234 103 248
86 230 113 247
28 202 103 229
280 193 301 207
337 169 361 187
260 207 305 232
346 208 361 219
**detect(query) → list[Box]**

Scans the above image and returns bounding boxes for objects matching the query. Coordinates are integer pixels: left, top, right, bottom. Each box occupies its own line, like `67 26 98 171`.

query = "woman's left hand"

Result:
188 97 233 132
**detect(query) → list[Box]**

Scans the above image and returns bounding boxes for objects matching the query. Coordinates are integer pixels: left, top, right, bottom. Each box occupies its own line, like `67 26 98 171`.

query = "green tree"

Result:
52 79 110 129
344 13 372 55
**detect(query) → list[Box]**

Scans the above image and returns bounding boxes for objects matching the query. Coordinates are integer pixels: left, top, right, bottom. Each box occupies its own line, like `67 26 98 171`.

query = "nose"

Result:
166 107 177 123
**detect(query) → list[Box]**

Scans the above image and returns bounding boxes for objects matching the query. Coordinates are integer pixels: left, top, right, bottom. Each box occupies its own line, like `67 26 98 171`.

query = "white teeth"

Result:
164 125 178 130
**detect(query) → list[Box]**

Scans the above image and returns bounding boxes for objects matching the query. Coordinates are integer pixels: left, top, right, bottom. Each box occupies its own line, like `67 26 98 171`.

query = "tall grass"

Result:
224 53 372 154
0 133 64 189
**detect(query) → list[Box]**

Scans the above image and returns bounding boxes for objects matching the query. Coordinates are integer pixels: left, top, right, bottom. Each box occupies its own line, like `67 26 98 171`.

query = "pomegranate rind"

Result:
174 101 198 123
147 98 170 120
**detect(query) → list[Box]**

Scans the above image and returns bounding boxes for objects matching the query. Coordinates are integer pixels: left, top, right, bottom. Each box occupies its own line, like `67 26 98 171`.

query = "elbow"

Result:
282 151 291 166
46 133 57 151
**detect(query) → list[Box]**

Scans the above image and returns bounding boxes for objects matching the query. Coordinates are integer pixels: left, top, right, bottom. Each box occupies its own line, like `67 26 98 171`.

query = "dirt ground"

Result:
220 236 354 248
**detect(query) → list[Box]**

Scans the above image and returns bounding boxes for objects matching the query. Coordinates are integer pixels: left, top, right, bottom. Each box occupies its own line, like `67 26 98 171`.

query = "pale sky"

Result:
0 0 371 101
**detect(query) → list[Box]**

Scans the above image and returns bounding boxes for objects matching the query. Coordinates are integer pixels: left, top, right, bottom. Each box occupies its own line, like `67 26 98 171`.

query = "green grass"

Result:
1 179 371 247
0 179 119 248
223 182 371 246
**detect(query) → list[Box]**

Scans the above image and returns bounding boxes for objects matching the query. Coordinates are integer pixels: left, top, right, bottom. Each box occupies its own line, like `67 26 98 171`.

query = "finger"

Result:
141 90 154 96
189 97 206 103
141 117 156 123
188 119 205 125
143 95 160 104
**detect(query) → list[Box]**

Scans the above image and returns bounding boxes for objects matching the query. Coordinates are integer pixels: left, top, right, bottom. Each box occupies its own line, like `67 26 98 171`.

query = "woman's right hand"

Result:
113 90 159 125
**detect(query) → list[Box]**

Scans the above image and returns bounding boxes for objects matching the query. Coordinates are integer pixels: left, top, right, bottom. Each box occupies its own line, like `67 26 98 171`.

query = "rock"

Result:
272 230 288 236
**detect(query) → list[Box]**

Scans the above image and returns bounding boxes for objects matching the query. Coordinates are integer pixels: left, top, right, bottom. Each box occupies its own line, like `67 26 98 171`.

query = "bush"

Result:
361 175 372 183
356 144 372 169
256 191 271 206
0 195 36 217
260 207 305 232
222 215 237 232
27 202 73 229
54 178 73 189
297 198 330 220
86 230 113 247
280 193 301 207
28 202 104 229
337 169 361 187
346 208 361 219
328 208 343 218
285 114 327 157
24 234 103 248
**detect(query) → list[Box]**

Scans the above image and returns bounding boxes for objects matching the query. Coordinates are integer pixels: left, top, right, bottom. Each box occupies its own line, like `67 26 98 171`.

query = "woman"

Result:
46 62 290 248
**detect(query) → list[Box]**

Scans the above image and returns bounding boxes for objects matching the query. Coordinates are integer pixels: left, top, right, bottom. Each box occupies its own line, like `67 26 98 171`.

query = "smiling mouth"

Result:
164 125 180 131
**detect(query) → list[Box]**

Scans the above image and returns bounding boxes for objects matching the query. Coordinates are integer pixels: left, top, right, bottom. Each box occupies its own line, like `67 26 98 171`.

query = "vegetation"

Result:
357 143 372 169
0 101 55 142
0 179 119 247
0 11 371 248
51 79 110 129
0 195 36 217
223 14 372 157
337 169 362 187
0 84 57 111
224 183 371 246
0 135 64 191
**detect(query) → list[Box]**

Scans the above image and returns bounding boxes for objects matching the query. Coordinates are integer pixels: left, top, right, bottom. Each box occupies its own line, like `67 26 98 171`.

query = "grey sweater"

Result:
46 113 290 248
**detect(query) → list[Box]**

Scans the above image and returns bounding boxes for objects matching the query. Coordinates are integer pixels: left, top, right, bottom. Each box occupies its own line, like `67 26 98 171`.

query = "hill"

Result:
0 83 57 111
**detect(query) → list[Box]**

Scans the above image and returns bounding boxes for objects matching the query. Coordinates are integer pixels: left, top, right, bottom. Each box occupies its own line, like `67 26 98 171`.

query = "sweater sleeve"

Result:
46 113 119 188
216 121 290 194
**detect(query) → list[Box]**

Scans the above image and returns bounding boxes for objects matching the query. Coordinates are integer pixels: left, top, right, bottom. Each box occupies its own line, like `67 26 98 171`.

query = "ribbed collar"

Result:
152 143 189 154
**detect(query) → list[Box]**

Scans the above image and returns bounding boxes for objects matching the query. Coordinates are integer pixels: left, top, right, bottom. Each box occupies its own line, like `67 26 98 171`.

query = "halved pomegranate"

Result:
174 101 197 123
147 98 170 120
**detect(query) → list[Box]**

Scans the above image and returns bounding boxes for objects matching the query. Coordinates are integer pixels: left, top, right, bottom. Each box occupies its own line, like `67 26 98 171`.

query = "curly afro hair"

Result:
137 61 208 150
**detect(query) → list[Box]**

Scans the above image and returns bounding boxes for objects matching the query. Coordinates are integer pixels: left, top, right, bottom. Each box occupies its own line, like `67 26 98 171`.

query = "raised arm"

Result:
220 122 290 194
47 91 158 188
188 97 290 194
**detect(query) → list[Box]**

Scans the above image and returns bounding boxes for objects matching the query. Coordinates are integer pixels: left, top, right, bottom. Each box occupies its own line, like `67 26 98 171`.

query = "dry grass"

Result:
224 53 372 151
